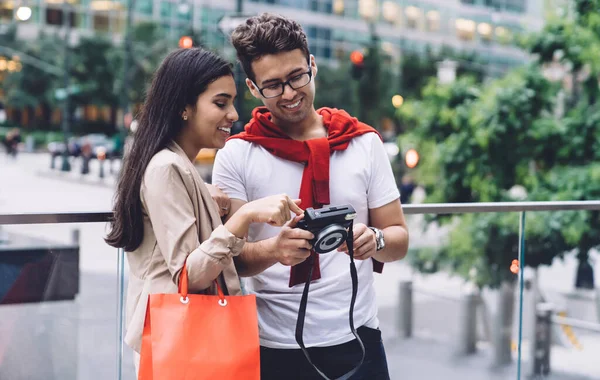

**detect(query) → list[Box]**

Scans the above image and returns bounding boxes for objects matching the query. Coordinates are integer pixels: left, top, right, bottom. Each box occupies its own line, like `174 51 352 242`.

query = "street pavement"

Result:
1 152 599 379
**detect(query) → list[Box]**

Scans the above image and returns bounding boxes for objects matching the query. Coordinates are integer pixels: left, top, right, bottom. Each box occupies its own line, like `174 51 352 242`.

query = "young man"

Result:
212 13 409 380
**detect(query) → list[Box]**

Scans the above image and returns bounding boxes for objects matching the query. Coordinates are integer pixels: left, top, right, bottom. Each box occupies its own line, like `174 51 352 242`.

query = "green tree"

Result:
357 24 384 127
1 31 64 129
70 36 122 134
398 45 485 101
123 22 172 106
314 62 358 114
401 0 600 289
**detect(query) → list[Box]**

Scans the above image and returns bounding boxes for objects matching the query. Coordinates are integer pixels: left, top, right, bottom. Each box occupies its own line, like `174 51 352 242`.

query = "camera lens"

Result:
314 225 348 254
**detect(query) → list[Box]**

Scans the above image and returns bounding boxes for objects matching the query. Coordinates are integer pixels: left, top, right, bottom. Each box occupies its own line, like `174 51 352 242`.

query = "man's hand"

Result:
337 223 377 260
205 183 231 217
271 215 314 266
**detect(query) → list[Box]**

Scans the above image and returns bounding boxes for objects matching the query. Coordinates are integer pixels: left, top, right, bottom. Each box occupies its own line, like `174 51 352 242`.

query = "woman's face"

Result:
183 75 238 149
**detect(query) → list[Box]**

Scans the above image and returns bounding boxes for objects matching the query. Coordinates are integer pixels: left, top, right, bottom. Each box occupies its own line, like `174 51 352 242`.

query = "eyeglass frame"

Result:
251 67 313 99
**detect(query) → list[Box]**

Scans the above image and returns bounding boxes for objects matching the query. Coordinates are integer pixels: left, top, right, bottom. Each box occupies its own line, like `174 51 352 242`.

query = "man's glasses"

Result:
253 68 313 99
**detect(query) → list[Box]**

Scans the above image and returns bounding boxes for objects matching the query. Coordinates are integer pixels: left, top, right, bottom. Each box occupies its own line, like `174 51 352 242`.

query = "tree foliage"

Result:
399 1 600 288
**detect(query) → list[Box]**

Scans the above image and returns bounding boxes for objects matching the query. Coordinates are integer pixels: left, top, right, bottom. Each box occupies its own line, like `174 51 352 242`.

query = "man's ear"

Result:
246 78 260 99
310 54 318 77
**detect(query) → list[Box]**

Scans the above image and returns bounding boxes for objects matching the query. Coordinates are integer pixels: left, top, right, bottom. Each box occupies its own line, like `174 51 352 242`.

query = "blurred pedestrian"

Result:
2 128 21 159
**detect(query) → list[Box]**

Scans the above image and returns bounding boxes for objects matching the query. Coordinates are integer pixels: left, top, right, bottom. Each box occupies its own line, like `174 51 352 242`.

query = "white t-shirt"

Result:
212 132 400 349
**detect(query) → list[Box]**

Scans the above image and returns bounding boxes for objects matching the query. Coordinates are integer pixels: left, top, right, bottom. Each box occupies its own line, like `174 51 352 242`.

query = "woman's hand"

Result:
224 194 303 239
205 183 231 217
242 194 304 226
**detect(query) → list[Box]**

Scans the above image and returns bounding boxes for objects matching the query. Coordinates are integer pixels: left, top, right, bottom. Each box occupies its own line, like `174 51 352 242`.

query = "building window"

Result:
160 2 172 19
426 10 440 32
0 6 12 22
93 12 110 32
477 22 493 42
135 0 153 16
45 8 78 27
334 46 346 60
405 6 422 30
310 0 318 11
359 0 377 21
381 2 399 25
333 0 344 15
455 18 476 41
112 11 125 34
484 0 525 13
495 26 512 44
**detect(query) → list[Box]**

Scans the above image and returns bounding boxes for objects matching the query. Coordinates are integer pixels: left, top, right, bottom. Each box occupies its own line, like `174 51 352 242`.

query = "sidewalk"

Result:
377 297 600 380
382 333 595 380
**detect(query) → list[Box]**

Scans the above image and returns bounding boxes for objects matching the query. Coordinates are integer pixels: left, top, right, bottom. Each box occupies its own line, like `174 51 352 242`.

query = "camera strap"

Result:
295 223 366 380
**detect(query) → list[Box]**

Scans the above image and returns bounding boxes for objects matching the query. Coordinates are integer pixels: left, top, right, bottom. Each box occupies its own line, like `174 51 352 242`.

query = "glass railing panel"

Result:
518 210 600 380
0 221 123 380
375 211 522 378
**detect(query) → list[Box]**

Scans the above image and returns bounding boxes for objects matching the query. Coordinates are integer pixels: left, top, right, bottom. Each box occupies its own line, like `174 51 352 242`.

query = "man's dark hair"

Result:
231 13 310 82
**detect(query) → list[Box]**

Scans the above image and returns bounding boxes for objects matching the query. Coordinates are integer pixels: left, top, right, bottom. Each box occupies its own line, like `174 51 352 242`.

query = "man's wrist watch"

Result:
369 227 385 251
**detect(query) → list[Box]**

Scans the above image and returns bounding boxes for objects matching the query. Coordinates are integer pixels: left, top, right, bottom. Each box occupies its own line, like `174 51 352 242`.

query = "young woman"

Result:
105 48 303 373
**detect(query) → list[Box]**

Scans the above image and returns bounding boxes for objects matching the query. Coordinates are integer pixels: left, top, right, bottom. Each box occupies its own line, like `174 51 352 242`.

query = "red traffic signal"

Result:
179 36 193 49
350 50 364 79
405 149 419 169
350 50 364 66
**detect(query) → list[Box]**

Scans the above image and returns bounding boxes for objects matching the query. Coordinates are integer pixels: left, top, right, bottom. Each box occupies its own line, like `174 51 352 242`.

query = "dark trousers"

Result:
260 326 390 380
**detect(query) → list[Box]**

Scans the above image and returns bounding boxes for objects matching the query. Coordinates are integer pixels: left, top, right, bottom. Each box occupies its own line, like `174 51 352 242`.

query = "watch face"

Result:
378 230 385 250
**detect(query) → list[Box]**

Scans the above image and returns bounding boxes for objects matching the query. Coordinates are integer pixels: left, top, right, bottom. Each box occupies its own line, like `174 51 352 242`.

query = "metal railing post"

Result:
595 288 600 324
458 288 479 354
531 303 553 377
398 280 412 338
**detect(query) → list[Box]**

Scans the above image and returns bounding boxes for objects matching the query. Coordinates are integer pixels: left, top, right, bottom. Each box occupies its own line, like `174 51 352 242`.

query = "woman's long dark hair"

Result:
106 48 233 251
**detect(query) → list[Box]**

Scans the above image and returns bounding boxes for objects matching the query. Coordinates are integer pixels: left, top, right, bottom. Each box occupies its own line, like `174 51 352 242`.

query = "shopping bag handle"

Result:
178 262 226 305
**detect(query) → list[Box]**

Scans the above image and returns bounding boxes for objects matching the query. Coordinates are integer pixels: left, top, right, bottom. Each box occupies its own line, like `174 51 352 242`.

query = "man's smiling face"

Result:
247 49 317 126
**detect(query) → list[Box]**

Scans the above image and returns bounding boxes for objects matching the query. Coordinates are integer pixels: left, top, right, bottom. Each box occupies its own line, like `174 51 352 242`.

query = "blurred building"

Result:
1 0 546 76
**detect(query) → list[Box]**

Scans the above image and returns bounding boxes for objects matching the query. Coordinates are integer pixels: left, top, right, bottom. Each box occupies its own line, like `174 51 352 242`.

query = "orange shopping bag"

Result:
138 264 260 380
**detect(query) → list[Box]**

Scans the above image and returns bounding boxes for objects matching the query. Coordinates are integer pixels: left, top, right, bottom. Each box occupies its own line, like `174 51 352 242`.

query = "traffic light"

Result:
179 36 193 49
405 148 419 169
350 50 364 80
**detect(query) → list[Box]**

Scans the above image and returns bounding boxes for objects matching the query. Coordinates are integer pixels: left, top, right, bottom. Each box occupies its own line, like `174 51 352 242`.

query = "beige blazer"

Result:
124 141 244 353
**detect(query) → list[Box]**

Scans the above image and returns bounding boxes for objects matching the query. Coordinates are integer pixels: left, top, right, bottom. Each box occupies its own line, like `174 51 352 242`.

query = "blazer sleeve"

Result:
141 162 245 292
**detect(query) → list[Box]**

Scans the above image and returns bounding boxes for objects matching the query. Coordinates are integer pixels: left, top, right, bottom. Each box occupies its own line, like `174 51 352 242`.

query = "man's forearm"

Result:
234 237 278 277
373 225 409 263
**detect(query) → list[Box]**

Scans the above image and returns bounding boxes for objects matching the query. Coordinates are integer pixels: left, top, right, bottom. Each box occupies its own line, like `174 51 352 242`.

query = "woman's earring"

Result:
183 115 188 120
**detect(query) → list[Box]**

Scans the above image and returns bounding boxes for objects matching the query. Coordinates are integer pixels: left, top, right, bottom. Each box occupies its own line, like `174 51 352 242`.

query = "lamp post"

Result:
217 0 246 133
234 0 244 131
60 0 73 172
119 0 135 136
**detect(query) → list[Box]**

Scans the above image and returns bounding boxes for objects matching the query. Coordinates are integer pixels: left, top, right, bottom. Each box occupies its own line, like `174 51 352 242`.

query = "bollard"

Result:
99 159 105 179
398 280 413 338
109 156 114 175
595 288 600 324
458 288 479 354
25 135 35 153
492 281 515 367
531 302 553 377
50 154 56 169
81 156 90 175
71 229 80 245
97 147 106 179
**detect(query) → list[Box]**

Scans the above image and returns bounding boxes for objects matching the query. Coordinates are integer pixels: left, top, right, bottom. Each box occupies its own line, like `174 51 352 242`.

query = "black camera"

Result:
297 204 357 254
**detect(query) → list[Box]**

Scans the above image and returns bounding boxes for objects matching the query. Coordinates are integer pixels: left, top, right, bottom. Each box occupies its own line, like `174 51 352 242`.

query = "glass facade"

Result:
242 0 539 71
0 0 542 74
